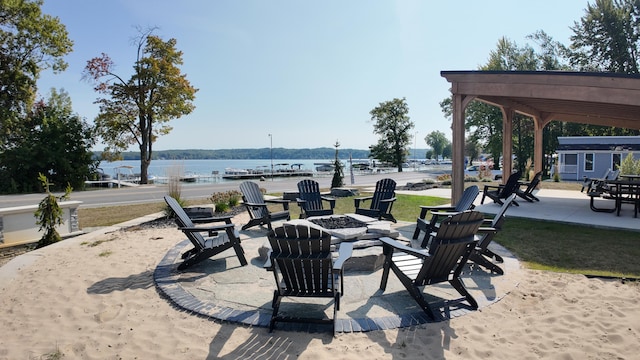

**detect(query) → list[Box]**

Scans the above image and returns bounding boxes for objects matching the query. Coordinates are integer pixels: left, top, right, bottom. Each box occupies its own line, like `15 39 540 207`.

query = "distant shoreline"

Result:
93 148 430 161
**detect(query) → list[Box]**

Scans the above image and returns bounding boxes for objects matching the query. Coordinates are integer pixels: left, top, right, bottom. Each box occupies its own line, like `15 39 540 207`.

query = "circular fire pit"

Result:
309 216 367 230
285 214 401 272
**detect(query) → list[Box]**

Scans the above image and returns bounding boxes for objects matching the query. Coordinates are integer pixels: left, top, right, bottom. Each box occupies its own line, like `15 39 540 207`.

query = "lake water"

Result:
97 158 387 184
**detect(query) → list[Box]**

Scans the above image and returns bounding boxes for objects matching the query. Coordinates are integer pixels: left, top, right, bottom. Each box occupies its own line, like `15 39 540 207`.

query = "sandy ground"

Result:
0 211 639 360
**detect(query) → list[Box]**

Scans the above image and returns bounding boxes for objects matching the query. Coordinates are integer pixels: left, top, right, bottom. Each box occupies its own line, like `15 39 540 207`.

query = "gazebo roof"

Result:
440 71 640 129
440 70 640 203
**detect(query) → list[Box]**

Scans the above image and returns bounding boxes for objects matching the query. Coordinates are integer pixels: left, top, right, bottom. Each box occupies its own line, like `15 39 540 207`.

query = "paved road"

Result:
0 171 439 209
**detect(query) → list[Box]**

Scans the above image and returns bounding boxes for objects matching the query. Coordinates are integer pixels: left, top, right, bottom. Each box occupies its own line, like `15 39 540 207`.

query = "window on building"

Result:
562 153 578 173
584 153 594 171
613 153 622 170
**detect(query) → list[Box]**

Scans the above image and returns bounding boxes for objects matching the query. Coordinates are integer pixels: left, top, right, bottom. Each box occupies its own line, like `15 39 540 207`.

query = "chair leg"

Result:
469 252 504 275
406 284 437 320
383 214 397 223
481 248 503 263
233 241 248 266
379 248 392 291
270 290 281 333
450 277 478 309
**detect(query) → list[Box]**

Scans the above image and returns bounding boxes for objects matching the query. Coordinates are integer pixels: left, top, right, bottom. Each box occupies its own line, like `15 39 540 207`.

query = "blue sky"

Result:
38 0 587 151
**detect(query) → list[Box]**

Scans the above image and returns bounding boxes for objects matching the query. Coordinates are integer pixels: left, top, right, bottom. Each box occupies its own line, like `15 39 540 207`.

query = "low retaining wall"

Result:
0 201 83 249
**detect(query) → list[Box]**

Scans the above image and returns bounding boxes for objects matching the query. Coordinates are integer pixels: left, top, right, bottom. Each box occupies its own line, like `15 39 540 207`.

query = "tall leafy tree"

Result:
0 89 97 193
465 138 482 164
569 0 640 73
0 0 72 145
441 33 573 174
368 97 414 172
424 130 449 161
83 29 198 184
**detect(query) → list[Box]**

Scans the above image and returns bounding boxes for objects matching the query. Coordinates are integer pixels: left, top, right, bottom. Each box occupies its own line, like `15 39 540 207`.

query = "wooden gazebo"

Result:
440 71 640 203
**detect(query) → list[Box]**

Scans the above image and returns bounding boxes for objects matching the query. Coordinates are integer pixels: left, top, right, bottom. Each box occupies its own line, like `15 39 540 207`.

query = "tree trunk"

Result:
140 155 150 184
138 111 152 184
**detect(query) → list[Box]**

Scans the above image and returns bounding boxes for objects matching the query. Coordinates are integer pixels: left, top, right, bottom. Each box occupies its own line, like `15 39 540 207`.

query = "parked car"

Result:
464 165 503 180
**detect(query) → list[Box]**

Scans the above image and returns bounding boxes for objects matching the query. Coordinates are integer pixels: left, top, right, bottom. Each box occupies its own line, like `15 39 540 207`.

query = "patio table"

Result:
607 178 640 217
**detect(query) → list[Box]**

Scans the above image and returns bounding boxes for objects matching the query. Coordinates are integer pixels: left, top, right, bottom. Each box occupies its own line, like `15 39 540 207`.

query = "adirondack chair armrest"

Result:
354 195 373 208
321 196 337 209
380 237 429 259
179 223 236 237
418 205 455 219
265 199 288 204
380 197 396 204
483 184 505 192
429 210 461 217
481 219 493 226
265 199 290 210
243 201 267 208
477 226 497 234
333 242 353 270
190 214 233 224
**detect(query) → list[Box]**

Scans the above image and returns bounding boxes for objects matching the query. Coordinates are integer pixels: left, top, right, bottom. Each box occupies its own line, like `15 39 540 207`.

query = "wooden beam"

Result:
501 107 514 181
451 93 466 204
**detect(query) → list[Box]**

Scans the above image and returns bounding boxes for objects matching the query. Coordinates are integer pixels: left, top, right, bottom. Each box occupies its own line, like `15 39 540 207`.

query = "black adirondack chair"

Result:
265 224 353 335
296 179 336 218
470 193 516 275
412 185 479 240
164 195 247 270
481 171 521 206
516 171 542 202
239 181 290 231
581 168 620 192
379 210 484 320
354 178 397 222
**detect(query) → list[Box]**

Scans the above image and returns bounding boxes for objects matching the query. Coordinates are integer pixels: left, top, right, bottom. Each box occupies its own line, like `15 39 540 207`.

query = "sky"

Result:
37 0 588 151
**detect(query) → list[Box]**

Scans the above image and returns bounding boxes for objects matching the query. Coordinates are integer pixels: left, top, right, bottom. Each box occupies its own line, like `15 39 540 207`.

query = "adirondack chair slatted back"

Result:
239 181 268 219
369 178 396 213
455 185 479 211
269 225 334 296
165 195 206 249
416 211 484 285
297 179 324 212
499 171 522 197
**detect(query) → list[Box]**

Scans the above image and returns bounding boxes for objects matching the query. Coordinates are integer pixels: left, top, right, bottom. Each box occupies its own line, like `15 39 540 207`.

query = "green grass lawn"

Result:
78 189 640 279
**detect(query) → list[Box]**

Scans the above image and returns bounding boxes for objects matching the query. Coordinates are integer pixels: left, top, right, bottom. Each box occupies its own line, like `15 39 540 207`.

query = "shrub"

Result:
210 190 243 213
437 174 452 185
35 173 72 249
619 153 640 175
165 163 185 216
553 163 560 182
227 190 242 207
210 192 230 212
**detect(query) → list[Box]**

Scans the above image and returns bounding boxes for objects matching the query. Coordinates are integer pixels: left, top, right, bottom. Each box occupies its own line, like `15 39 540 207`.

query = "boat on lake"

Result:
222 164 313 180
314 162 334 172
